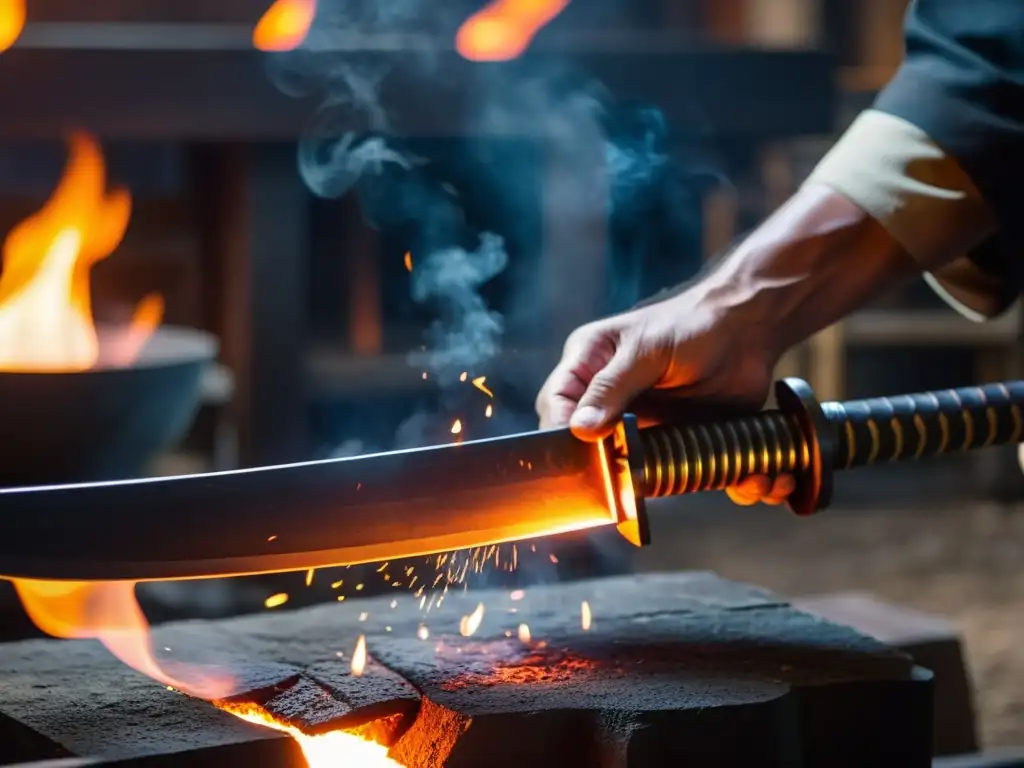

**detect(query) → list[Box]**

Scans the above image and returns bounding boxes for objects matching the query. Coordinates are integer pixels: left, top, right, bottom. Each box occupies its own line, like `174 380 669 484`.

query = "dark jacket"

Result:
874 0 1024 296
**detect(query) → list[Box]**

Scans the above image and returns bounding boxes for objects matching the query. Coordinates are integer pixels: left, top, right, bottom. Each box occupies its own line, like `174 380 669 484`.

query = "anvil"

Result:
0 378 1020 582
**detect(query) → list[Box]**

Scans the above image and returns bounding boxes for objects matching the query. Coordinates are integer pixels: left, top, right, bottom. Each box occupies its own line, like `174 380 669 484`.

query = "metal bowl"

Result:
0 325 218 486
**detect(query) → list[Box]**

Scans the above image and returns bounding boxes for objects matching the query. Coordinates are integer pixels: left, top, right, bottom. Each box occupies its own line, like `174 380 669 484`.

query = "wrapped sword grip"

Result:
630 378 1024 517
827 381 1024 469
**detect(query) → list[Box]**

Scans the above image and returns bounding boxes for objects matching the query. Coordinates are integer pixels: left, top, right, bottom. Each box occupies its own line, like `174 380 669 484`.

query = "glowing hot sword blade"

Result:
0 428 621 581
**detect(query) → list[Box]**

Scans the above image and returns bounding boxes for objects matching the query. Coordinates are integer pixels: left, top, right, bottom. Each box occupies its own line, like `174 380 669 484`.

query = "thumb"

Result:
569 343 658 440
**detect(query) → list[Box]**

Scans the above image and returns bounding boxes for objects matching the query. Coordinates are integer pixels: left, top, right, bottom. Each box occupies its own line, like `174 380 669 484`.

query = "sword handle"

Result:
628 378 1024 517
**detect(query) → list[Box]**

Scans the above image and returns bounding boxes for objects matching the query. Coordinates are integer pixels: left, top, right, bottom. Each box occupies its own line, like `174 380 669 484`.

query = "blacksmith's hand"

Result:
535 285 795 506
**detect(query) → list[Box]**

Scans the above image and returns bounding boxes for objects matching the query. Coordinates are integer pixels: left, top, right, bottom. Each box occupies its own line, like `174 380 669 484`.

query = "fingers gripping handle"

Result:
626 379 1024 518
631 379 827 516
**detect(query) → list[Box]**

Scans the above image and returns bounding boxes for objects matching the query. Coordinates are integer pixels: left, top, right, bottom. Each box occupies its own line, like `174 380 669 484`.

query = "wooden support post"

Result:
340 193 383 357
193 143 310 467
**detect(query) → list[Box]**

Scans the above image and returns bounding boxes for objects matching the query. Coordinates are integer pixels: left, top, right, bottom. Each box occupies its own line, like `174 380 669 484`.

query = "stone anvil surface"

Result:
0 572 932 768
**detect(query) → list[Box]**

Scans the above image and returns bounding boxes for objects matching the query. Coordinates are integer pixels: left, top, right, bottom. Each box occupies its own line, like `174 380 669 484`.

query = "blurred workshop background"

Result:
0 0 1020 753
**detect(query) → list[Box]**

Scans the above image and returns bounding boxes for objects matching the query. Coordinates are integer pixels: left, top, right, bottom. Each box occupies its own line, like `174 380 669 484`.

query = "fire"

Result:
581 600 592 631
455 0 570 61
459 602 485 637
221 702 402 768
0 0 24 52
351 635 367 676
10 579 233 700
253 0 316 51
0 132 162 372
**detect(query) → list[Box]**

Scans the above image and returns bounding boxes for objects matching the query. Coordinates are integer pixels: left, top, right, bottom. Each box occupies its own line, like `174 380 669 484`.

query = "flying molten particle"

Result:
455 0 570 61
351 635 367 676
253 0 316 51
0 0 24 52
459 602 485 637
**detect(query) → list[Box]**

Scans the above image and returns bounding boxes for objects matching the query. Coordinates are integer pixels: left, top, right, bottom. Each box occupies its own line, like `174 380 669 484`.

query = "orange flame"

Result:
253 0 316 52
0 132 162 372
459 602 485 637
0 0 24 53
455 0 570 61
403 251 413 272
221 702 402 767
11 580 233 700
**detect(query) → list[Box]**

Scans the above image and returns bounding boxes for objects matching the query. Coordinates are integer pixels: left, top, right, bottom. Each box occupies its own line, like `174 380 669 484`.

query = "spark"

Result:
356 584 364 591
485 403 493 418
451 419 463 435
331 579 344 589
337 595 346 602
518 623 531 643
549 553 559 564
267 535 278 542
264 593 288 609
351 636 366 676
359 612 368 621
581 600 592 631
404 251 413 271
417 625 429 640
510 590 525 601
472 376 494 397
390 600 397 609
459 602 485 637
305 569 315 587
376 562 389 573
459 371 468 382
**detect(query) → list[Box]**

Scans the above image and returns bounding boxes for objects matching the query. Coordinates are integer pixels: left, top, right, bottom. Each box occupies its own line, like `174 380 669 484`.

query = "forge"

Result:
0 572 931 768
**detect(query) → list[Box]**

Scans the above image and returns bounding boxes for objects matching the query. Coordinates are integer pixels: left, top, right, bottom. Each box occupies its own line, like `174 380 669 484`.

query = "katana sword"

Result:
0 378 1020 582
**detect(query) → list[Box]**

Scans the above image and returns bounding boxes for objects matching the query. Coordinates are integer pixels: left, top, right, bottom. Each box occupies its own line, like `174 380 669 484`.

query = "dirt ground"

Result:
635 486 1024 749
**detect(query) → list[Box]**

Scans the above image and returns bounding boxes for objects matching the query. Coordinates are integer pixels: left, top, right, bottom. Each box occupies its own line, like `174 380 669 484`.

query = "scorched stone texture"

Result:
0 572 932 767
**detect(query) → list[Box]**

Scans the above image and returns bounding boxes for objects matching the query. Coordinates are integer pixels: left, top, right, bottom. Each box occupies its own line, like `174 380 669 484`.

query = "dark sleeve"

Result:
874 0 1024 284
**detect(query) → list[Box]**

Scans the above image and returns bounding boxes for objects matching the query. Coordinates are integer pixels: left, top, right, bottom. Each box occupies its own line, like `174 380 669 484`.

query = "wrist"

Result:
702 185 919 355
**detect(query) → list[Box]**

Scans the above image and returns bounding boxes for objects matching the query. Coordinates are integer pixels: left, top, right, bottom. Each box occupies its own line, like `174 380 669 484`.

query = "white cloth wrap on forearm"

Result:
805 109 1003 322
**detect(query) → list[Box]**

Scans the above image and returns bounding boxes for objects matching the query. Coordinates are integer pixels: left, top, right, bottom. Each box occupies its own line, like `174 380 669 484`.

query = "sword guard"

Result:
775 378 835 517
602 415 651 548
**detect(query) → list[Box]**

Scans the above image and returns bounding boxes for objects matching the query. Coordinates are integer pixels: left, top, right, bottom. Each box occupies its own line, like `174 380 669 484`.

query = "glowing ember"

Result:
455 0 570 61
404 251 413 272
221 702 402 768
517 623 531 643
0 0 24 53
459 602 485 637
581 600 592 631
485 403 493 418
252 0 316 51
459 371 468 382
265 593 289 609
472 376 494 397
351 635 367 676
0 133 162 372
450 419 463 435
417 624 430 640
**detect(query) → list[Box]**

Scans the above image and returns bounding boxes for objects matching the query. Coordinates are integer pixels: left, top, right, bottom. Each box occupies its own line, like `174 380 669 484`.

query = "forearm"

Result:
704 183 919 357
